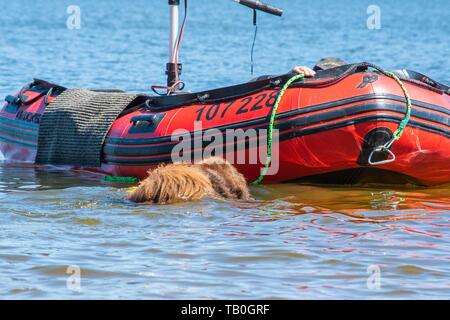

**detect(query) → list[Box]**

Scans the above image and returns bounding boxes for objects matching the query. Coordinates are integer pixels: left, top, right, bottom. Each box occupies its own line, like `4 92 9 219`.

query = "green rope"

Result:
104 176 139 184
252 68 412 185
383 71 412 141
252 73 305 185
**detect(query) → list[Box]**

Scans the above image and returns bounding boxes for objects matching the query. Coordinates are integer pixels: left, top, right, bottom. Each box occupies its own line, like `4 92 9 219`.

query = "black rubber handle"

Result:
234 0 283 16
130 114 157 125
5 95 20 105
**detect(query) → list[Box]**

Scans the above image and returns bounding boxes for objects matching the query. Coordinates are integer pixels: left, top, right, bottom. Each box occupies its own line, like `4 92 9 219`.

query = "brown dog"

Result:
126 157 251 204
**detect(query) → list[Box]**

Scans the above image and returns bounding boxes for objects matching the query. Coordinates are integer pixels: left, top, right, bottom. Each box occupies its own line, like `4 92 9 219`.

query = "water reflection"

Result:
0 162 449 299
252 183 450 218
0 162 110 192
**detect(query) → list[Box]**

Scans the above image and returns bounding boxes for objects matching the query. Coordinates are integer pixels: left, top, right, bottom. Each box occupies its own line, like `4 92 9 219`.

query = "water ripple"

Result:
1 0 450 299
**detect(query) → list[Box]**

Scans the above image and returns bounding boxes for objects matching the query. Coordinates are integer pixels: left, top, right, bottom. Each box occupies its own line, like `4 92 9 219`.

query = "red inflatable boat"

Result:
1 63 449 185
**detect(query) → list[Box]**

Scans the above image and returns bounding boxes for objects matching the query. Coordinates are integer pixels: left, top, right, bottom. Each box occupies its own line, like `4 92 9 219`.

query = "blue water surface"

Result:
0 0 449 299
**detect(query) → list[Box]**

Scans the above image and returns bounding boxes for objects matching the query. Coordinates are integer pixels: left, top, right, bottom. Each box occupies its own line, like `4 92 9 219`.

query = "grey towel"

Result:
36 89 139 167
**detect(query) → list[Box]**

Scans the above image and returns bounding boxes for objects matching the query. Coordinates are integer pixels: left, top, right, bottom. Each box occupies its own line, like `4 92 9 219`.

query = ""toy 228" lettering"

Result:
195 91 278 122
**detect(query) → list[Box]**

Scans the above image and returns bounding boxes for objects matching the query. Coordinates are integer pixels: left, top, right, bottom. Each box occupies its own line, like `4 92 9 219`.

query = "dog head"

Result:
127 157 250 204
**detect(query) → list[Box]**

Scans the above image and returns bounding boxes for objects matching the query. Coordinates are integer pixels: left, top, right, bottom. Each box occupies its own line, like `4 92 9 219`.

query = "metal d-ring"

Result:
367 139 397 166
43 87 53 105
16 82 33 105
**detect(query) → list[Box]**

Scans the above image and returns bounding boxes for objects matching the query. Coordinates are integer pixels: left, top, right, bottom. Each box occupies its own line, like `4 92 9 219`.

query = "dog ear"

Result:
202 168 235 199
222 167 251 200
199 157 251 200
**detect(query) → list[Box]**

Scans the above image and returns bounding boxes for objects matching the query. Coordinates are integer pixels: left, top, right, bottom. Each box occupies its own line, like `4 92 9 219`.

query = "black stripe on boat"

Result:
0 123 38 138
102 115 450 166
104 94 450 146
0 133 38 148
103 101 450 158
0 116 40 130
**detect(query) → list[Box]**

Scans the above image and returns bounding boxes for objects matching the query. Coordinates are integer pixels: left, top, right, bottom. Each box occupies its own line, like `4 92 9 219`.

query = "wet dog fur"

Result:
127 157 250 204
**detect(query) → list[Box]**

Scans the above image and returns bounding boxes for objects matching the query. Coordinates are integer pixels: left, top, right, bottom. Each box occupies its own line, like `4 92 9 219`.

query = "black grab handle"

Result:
5 95 21 105
130 114 158 125
233 0 283 16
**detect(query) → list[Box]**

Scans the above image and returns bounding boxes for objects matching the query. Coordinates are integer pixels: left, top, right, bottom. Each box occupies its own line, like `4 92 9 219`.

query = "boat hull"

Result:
1 71 449 185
